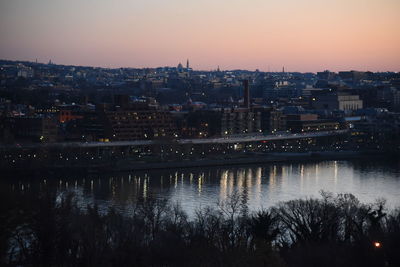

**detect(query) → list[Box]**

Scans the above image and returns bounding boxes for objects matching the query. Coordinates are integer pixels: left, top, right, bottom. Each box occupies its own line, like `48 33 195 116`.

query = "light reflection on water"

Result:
6 159 400 216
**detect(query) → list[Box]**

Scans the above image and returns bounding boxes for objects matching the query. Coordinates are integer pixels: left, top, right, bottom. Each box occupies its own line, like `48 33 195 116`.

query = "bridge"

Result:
1 130 349 149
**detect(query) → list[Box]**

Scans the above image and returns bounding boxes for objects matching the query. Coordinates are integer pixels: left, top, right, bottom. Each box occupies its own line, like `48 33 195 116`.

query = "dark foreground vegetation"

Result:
1 190 399 267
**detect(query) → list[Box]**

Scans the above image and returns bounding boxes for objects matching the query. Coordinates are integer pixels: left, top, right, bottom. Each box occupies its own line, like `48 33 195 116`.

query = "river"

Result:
4 158 400 215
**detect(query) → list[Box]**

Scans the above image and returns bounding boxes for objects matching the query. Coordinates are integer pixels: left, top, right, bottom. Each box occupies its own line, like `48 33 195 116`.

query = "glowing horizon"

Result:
0 0 399 72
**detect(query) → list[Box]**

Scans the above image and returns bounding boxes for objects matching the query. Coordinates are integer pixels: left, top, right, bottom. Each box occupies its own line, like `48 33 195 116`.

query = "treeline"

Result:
1 190 399 267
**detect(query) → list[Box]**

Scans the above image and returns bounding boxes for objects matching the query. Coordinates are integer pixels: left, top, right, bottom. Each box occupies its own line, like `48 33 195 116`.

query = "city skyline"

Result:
2 1 400 266
1 0 400 72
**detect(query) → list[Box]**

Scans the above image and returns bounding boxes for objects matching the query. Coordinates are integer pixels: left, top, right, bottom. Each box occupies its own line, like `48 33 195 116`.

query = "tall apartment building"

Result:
181 108 262 138
220 108 261 135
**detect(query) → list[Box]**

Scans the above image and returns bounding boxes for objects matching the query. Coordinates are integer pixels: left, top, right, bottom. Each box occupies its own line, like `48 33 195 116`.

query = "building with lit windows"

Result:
100 108 177 141
313 92 363 111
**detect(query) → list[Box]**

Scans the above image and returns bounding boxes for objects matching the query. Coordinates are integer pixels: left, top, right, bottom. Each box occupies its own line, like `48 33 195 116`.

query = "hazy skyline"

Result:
1 0 399 72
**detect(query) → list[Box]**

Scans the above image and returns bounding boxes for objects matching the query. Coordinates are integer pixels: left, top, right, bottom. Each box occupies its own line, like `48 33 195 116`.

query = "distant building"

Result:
313 92 363 111
181 108 261 138
392 90 400 111
338 71 373 84
270 110 287 133
58 105 85 123
17 67 34 78
177 63 184 73
285 114 340 133
317 70 337 81
243 80 250 109
220 108 261 136
100 108 177 141
3 116 58 142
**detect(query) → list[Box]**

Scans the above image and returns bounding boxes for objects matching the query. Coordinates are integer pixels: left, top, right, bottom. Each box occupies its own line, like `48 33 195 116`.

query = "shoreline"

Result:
1 150 397 176
113 150 393 172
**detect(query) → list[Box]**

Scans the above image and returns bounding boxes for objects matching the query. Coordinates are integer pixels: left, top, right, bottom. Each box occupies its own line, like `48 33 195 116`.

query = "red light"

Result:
374 242 381 248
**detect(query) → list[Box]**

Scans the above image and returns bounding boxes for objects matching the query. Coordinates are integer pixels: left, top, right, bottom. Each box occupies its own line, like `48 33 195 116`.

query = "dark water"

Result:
4 159 400 215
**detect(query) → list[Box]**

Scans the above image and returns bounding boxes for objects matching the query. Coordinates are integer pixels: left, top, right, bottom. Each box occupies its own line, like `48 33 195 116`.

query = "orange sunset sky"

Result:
0 0 399 72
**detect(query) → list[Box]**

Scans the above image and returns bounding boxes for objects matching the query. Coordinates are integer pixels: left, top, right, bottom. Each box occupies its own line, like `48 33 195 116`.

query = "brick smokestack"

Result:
243 79 250 109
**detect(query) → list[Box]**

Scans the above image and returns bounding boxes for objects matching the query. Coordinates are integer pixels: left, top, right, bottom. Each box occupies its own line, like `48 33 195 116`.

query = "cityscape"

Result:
1 0 400 266
1 59 399 172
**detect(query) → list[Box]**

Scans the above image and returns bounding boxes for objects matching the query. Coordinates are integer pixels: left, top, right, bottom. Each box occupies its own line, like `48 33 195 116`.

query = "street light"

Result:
373 242 381 248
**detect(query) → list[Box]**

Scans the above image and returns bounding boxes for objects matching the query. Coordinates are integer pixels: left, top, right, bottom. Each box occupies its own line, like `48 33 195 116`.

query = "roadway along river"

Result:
4 158 400 216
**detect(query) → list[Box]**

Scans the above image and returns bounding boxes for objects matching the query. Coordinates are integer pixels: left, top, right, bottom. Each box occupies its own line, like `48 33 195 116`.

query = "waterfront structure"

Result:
100 108 177 141
0 129 351 173
181 108 262 138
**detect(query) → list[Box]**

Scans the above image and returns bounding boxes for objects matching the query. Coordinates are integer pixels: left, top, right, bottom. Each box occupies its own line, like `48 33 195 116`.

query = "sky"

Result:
0 0 399 72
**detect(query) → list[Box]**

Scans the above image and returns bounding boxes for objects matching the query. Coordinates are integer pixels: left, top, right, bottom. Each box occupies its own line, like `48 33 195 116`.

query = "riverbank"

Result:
2 149 397 176
112 150 393 172
4 190 399 267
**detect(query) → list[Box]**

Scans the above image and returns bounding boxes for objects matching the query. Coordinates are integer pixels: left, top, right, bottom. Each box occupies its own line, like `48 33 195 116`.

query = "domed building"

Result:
177 63 184 72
